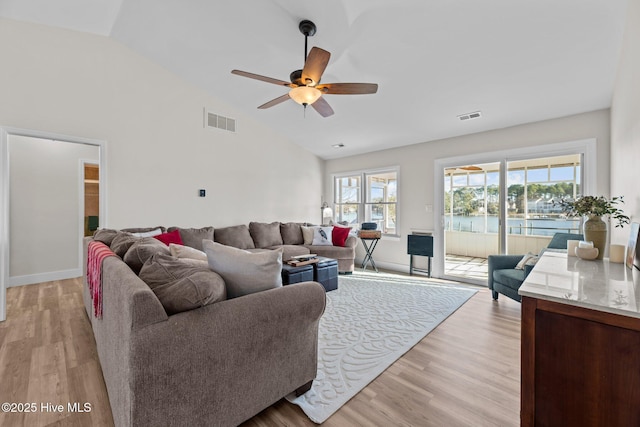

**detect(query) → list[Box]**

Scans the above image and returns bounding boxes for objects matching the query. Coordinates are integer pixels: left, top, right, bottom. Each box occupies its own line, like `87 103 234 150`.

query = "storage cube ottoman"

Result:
281 263 314 285
313 257 338 292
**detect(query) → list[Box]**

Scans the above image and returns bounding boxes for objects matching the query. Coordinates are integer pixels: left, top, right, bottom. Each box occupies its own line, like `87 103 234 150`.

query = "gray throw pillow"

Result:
110 232 139 258
280 222 304 245
202 239 282 299
123 237 170 274
167 226 214 251
249 221 283 248
93 228 119 246
139 253 226 315
214 224 255 249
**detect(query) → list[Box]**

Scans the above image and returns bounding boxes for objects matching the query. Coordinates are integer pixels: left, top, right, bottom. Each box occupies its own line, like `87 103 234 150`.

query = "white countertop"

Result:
519 251 640 319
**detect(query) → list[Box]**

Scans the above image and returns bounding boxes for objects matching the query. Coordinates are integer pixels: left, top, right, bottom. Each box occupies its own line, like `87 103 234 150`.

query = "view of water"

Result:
445 215 580 236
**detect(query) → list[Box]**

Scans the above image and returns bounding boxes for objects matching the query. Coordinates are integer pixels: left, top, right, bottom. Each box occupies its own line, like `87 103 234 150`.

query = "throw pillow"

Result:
312 226 334 246
249 221 283 248
123 237 170 274
92 228 119 246
110 232 139 258
202 239 282 299
139 253 226 315
214 224 255 249
332 226 351 247
122 226 166 237
280 222 304 245
515 253 539 270
167 226 213 251
169 243 207 261
154 229 184 246
301 226 315 245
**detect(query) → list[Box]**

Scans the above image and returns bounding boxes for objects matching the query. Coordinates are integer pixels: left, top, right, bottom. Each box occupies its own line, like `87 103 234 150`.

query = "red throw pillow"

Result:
154 229 183 246
332 226 351 247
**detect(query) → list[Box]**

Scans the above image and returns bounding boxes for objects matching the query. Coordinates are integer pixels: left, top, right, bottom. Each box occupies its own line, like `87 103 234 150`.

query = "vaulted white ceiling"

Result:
0 0 629 159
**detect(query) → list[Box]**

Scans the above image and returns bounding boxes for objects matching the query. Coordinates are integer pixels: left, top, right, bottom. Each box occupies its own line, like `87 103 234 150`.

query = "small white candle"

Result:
609 244 625 263
579 241 594 249
567 240 580 257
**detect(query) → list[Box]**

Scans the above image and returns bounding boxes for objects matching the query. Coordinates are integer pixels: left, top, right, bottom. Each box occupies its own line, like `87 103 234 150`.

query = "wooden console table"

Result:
519 252 640 427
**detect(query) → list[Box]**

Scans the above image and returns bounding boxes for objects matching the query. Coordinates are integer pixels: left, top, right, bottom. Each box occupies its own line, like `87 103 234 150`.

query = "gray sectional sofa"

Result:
82 221 340 426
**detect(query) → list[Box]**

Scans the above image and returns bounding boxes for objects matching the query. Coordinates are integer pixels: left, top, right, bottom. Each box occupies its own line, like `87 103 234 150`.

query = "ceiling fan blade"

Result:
302 47 330 86
311 96 334 118
257 94 291 109
317 83 378 95
231 70 293 87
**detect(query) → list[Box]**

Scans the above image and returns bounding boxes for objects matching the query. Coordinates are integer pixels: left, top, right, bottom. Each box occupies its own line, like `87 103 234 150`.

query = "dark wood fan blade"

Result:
258 94 291 109
317 83 378 95
311 96 334 117
302 47 330 85
231 70 293 87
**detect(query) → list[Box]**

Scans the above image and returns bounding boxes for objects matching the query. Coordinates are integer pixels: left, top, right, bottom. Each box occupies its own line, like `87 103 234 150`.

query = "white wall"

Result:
611 0 640 246
325 110 611 272
0 18 323 230
9 135 98 281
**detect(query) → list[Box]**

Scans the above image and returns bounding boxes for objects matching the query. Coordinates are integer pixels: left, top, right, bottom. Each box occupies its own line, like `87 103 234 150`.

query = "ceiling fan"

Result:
231 19 378 117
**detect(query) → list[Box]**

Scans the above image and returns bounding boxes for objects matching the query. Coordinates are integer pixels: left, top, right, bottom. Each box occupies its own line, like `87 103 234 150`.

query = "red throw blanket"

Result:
87 241 116 319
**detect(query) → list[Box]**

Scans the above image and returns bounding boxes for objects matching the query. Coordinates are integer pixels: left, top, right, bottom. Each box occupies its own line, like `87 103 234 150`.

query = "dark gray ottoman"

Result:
281 263 314 285
313 257 338 292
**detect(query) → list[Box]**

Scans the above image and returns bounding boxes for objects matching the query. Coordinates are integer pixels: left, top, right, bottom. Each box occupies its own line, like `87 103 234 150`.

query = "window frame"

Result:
333 166 400 237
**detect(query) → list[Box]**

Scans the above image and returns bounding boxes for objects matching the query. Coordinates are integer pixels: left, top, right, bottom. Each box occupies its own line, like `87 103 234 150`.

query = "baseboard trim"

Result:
8 268 82 287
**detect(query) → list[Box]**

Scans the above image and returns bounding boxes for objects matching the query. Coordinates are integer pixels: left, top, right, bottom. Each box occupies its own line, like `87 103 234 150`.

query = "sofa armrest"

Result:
344 235 358 249
487 254 524 290
129 281 326 427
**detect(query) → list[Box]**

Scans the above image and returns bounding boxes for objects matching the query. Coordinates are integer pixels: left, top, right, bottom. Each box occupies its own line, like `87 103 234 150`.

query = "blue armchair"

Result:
488 232 583 302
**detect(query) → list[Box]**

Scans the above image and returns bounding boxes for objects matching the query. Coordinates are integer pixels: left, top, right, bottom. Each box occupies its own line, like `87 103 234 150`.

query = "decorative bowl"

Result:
575 247 599 260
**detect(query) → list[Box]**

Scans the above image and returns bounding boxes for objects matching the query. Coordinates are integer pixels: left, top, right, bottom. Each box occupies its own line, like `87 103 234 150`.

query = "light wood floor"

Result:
0 277 521 427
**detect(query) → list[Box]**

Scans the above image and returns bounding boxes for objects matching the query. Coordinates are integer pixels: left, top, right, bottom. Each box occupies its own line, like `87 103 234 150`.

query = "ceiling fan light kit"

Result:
231 19 378 118
289 86 321 106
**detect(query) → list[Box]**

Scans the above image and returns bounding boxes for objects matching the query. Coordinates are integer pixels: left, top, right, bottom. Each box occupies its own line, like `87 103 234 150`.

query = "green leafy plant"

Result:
555 195 630 228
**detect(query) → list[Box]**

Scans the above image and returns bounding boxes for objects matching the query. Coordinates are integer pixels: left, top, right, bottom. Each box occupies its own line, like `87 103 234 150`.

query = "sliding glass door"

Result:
442 153 582 283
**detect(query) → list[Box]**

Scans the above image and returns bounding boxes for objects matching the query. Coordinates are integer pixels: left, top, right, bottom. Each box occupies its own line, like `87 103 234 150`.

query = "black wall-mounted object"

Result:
407 234 433 276
199 189 206 197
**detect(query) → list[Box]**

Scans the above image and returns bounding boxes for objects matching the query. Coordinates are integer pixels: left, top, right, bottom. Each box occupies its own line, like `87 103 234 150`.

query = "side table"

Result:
358 230 381 272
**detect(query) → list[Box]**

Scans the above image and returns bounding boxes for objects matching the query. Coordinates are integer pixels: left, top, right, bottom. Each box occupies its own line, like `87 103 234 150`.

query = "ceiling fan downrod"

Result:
298 20 316 63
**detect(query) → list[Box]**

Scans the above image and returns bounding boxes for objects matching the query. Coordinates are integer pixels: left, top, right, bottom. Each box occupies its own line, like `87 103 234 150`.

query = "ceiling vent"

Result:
457 111 482 121
204 109 236 132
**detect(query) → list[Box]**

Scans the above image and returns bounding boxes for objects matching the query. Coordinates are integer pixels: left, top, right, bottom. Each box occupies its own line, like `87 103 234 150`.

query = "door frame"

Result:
0 126 107 322
433 138 596 283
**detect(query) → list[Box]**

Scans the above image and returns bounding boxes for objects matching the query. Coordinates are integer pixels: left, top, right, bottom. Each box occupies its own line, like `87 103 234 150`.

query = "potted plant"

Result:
555 195 629 259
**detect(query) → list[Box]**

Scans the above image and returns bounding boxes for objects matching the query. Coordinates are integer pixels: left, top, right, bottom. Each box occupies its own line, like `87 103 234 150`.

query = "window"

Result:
334 168 398 235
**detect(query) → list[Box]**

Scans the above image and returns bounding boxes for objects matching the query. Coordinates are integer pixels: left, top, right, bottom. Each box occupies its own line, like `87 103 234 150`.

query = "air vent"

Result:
204 109 236 132
457 111 482 121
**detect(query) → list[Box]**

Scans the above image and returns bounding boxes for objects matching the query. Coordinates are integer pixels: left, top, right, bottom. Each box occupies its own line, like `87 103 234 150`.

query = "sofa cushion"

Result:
202 239 282 299
493 269 526 291
93 228 119 246
139 253 226 315
312 226 333 246
110 232 139 258
301 226 315 245
280 222 304 245
515 252 539 270
214 224 255 249
154 229 184 246
332 226 351 247
123 237 170 274
169 243 208 261
167 226 214 251
249 221 283 248
267 244 310 261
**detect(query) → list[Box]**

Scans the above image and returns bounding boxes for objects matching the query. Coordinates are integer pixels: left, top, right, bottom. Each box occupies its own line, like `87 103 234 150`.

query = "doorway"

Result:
434 139 596 285
0 127 106 322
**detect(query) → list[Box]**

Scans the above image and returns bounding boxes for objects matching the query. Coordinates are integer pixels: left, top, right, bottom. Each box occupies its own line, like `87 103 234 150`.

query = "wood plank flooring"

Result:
0 277 521 427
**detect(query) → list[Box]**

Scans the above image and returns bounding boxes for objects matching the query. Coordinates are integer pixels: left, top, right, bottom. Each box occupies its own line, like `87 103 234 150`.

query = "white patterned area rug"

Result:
286 274 477 424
